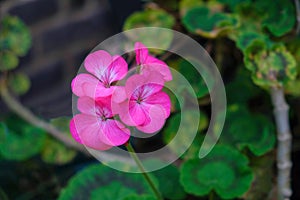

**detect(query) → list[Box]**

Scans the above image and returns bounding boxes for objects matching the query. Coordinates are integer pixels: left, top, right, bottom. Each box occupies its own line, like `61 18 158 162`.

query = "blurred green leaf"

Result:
123 194 157 200
8 72 31 95
90 182 136 200
0 116 46 161
220 105 276 156
41 117 76 164
178 59 209 98
180 145 253 199
0 51 18 71
123 9 175 54
58 164 158 200
41 135 76 165
162 110 206 159
256 0 296 37
0 16 31 56
144 160 186 200
182 6 239 38
217 0 250 11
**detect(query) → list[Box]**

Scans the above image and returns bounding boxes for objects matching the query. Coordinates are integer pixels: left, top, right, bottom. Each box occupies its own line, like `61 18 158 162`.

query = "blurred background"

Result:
0 0 141 118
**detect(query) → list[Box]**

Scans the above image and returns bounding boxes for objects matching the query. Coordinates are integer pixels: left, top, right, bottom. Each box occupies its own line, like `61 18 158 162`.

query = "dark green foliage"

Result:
58 164 158 200
220 105 276 156
0 16 31 71
0 116 46 161
180 145 253 199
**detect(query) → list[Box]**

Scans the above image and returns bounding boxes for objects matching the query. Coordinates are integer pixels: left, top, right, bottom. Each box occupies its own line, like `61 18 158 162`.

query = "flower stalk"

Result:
270 86 292 200
125 142 163 200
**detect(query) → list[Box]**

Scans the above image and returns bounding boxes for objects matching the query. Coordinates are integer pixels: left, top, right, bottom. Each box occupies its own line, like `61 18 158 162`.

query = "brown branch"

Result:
0 79 88 155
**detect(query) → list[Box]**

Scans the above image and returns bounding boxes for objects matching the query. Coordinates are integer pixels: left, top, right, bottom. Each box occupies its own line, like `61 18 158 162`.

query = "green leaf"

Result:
234 31 271 52
0 51 18 71
244 44 297 88
144 160 186 200
41 117 76 164
8 72 31 95
178 59 209 98
182 6 239 38
226 67 262 104
217 0 250 11
260 0 296 37
58 164 158 200
123 9 175 54
220 105 276 156
123 194 157 200
0 16 31 56
0 116 46 161
162 111 206 159
180 145 253 199
90 182 136 200
41 136 76 165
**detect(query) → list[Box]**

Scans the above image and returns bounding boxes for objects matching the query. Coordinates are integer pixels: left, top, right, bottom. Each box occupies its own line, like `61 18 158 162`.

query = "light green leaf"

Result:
0 51 18 71
123 9 175 54
244 44 297 88
180 145 253 199
8 72 31 95
0 16 31 56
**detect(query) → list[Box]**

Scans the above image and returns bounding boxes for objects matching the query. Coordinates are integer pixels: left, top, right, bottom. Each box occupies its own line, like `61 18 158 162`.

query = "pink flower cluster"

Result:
70 42 172 150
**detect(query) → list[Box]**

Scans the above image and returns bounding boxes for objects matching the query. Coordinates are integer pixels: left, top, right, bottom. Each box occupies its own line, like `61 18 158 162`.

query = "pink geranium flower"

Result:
71 50 128 99
135 42 172 82
70 96 130 150
112 71 171 133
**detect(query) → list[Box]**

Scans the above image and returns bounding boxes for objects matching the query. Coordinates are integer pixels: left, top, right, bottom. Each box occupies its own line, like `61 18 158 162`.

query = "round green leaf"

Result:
0 51 18 71
123 194 156 200
0 116 46 161
58 164 158 200
182 6 239 38
180 145 253 199
244 44 297 88
8 72 31 95
0 16 31 56
123 9 175 54
260 0 296 37
41 135 76 165
90 182 136 200
220 105 276 156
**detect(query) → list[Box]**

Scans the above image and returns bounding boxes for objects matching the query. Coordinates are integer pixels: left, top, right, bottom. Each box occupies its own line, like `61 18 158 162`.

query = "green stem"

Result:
125 142 163 200
209 191 214 200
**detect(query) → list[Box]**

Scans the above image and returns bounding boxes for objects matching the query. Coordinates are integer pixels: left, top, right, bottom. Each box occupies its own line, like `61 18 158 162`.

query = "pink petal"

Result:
145 91 171 118
128 101 148 126
112 86 127 103
99 119 130 146
84 50 113 79
135 42 149 65
142 56 172 81
125 72 164 98
112 100 136 126
70 114 112 150
137 105 167 133
77 96 113 118
71 73 99 97
107 55 128 83
70 118 83 143
77 96 97 115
